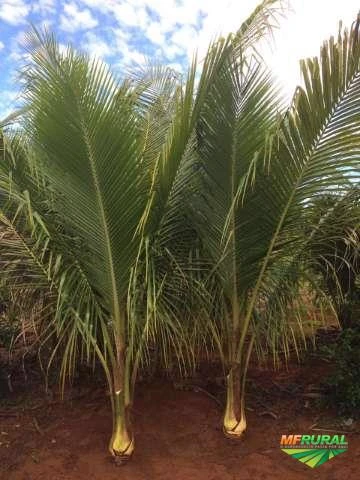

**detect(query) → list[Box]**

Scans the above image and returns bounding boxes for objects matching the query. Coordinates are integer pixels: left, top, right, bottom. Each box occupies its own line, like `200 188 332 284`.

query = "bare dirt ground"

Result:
0 360 359 480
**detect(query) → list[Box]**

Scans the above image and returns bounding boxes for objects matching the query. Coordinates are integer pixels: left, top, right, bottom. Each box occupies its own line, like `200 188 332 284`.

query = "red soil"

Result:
0 363 359 480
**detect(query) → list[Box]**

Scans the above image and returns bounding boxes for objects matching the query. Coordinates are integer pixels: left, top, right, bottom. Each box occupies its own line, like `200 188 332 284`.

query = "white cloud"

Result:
122 47 144 65
60 2 98 32
78 0 263 61
7 31 27 63
0 0 30 25
114 2 149 29
160 44 183 61
2 89 18 103
122 0 359 96
82 32 113 58
264 0 360 97
0 41 4 51
112 28 145 67
170 25 198 56
31 0 56 16
145 22 165 45
0 89 19 122
81 0 150 29
113 27 131 45
2 0 358 103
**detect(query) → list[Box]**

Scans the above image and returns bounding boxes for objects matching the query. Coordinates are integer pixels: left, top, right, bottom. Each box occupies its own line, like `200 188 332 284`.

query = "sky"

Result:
1 0 360 119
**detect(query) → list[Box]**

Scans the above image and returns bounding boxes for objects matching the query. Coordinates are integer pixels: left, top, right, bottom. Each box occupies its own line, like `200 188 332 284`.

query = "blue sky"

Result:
1 0 360 119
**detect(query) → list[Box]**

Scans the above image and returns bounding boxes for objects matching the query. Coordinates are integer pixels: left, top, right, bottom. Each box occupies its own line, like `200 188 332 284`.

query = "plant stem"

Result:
109 386 134 461
108 329 134 461
223 365 246 437
223 332 255 438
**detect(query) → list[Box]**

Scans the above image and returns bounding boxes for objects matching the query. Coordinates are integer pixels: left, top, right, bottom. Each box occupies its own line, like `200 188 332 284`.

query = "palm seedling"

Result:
189 20 360 439
1 36 190 460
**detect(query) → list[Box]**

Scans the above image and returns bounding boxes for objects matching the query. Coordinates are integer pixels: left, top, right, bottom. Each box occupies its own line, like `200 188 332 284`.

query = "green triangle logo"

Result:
280 434 348 468
281 447 347 468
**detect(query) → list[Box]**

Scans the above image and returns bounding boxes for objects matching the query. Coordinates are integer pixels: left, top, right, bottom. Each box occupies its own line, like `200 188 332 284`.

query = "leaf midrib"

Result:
77 108 122 334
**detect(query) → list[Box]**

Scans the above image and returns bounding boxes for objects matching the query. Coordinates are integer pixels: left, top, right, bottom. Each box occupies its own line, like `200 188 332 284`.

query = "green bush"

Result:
321 327 360 416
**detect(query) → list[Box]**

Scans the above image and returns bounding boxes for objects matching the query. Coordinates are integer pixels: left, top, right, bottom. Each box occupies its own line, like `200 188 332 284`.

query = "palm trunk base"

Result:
223 406 246 440
223 368 246 439
109 431 134 464
109 392 134 463
223 415 246 439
